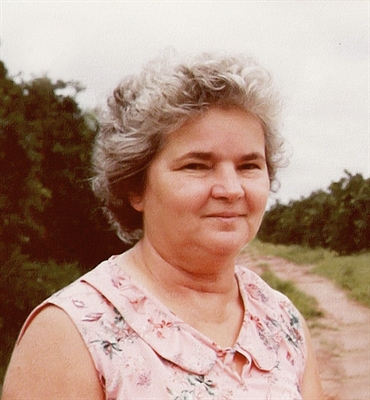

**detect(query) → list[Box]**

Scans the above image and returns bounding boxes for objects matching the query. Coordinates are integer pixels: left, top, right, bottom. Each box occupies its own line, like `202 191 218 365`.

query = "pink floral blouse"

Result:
20 256 307 399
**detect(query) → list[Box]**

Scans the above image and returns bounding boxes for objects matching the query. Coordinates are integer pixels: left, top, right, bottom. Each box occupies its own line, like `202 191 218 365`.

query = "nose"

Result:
211 164 244 201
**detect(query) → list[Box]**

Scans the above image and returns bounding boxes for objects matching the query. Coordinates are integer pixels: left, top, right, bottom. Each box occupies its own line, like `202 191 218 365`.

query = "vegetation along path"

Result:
236 250 370 400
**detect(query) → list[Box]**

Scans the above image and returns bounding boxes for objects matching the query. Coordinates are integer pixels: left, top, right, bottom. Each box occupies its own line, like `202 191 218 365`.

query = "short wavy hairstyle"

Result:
92 51 285 244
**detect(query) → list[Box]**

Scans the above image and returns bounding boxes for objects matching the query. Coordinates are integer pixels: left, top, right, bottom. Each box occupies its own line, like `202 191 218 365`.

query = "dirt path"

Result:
236 249 370 400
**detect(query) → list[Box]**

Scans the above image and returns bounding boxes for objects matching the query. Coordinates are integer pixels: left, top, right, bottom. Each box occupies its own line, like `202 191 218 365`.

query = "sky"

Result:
0 1 369 204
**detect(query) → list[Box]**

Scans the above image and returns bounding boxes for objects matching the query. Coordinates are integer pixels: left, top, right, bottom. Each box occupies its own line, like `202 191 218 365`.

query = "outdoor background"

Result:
0 1 369 395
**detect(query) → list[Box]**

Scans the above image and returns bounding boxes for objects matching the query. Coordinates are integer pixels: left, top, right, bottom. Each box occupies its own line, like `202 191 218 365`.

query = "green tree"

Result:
0 61 124 380
0 61 54 380
0 61 50 266
325 172 370 254
258 171 370 254
0 59 125 275
18 75 124 268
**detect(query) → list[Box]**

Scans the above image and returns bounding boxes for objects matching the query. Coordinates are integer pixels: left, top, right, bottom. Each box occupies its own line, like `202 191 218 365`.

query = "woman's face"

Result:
131 107 270 259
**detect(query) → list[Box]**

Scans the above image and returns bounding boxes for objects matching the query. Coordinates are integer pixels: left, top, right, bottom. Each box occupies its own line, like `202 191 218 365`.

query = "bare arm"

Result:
301 317 325 399
2 305 104 400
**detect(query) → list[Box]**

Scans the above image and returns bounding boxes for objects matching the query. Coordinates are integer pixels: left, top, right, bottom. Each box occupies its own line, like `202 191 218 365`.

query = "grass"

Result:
250 240 329 265
258 263 323 320
250 239 370 308
313 253 370 307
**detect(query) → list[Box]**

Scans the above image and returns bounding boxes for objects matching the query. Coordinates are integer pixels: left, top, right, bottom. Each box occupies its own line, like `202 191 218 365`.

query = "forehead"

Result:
162 107 265 155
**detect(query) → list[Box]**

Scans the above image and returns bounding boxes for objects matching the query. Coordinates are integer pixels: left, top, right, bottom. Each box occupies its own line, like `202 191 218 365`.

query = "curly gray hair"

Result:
92 52 285 244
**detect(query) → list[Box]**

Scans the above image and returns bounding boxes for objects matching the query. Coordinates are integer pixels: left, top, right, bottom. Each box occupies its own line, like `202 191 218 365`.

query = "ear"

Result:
129 192 144 212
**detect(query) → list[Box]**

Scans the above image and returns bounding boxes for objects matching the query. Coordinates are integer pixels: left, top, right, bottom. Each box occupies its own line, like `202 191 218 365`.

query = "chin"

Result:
203 233 249 257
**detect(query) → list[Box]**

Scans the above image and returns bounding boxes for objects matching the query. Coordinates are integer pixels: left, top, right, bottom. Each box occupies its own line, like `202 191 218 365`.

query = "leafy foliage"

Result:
0 60 125 381
0 61 124 268
0 62 50 266
258 171 370 254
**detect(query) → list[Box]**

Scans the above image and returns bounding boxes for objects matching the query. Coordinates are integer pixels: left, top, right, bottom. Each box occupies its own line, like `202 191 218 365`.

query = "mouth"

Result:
205 213 246 219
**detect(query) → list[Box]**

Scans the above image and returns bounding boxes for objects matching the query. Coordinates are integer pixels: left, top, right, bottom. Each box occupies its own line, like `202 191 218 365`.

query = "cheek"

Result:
165 174 211 204
145 177 200 216
247 181 270 211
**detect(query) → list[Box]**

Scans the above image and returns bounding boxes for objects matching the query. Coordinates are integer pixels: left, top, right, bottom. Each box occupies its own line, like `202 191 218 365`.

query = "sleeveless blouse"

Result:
20 256 307 399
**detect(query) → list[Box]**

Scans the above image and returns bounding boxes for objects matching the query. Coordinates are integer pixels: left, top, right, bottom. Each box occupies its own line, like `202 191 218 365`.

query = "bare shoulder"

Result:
2 305 104 400
300 316 325 400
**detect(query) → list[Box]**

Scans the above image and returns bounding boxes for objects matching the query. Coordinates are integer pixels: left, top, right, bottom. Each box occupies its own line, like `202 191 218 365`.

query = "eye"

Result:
239 163 261 171
182 163 210 171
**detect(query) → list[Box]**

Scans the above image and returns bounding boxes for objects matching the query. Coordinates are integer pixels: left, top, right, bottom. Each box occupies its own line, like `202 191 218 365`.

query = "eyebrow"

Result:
175 151 266 162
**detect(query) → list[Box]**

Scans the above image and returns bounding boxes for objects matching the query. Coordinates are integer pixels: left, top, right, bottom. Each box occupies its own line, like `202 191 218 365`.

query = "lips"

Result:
205 212 246 218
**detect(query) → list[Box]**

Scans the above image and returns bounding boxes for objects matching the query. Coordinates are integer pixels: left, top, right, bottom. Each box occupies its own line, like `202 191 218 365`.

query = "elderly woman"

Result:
3 52 323 399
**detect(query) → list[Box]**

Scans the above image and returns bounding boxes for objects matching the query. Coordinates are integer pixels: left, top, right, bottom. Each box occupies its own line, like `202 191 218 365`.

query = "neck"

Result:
128 237 238 296
119 237 244 348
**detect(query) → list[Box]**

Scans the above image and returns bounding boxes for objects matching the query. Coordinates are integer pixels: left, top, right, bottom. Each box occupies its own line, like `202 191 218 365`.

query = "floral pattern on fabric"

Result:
167 374 216 399
21 257 307 399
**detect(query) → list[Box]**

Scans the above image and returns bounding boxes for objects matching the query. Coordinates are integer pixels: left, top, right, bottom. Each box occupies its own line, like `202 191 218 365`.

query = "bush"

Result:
258 171 370 255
